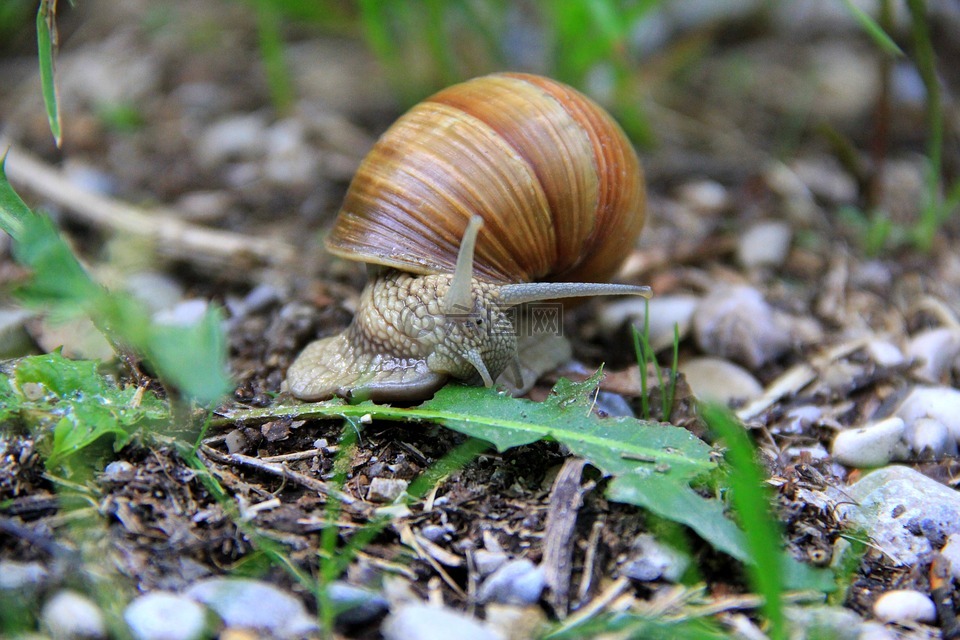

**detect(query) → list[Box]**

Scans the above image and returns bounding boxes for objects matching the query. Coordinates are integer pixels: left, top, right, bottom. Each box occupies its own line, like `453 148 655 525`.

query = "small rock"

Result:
124 272 185 314
382 604 502 640
620 534 689 582
736 221 793 269
419 525 447 543
857 621 899 640
367 477 409 503
831 417 905 468
474 550 509 576
153 299 209 327
42 590 107 639
175 190 233 223
597 295 699 352
103 460 136 481
124 591 207 640
785 605 862 640
0 560 48 590
484 603 548 640
838 465 960 567
477 559 545 606
184 578 318 639
906 327 960 383
680 357 763 405
895 385 960 443
777 405 823 435
940 534 960 582
196 114 267 168
326 581 389 625
675 179 728 213
264 119 319 187
904 417 957 459
692 286 791 369
872 589 936 624
224 430 248 455
865 339 905 367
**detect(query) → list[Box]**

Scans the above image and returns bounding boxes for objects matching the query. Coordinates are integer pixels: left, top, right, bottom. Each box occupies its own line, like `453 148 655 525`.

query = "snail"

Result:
285 72 649 402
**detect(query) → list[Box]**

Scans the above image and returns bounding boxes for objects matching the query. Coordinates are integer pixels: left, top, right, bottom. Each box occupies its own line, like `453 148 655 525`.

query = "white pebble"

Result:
367 477 409 503
680 357 763 405
872 589 936 624
42 590 107 639
831 417 905 468
904 417 957 459
0 560 48 590
693 286 791 369
737 221 793 269
906 327 960 383
896 385 960 443
185 577 318 639
477 559 545 606
941 534 960 582
597 295 699 352
676 179 728 213
865 340 905 368
383 604 502 640
196 114 267 168
124 592 207 640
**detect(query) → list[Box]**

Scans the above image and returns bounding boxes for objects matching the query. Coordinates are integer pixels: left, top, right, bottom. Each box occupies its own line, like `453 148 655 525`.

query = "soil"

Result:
1 1 959 638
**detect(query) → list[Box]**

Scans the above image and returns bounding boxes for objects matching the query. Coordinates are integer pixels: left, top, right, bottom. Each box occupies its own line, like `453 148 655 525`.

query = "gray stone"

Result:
896 385 960 443
382 604 502 640
124 592 207 640
904 417 957 459
906 327 960 383
367 478 409 503
941 533 960 582
620 534 689 582
737 221 793 269
184 577 318 639
784 605 862 640
692 286 791 369
831 417 905 468
42 590 106 639
476 559 545 606
680 357 763 405
0 560 48 590
839 465 960 566
872 589 936 624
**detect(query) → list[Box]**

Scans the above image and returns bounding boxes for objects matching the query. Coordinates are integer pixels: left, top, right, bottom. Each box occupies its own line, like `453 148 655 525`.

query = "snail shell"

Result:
327 72 645 285
286 73 648 402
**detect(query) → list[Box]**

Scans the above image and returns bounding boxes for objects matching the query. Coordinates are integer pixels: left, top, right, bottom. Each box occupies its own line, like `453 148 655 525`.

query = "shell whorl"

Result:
325 72 646 285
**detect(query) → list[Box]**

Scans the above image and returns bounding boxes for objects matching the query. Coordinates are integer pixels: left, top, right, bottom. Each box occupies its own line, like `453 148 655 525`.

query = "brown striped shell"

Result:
326 72 645 285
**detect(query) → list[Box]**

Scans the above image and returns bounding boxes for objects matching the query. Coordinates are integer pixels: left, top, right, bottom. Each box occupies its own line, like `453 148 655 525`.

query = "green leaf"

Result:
36 0 62 146
2 353 170 470
420 378 714 484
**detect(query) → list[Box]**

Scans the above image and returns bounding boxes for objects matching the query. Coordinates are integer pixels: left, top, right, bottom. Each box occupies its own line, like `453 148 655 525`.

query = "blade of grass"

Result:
700 403 785 640
840 0 905 57
36 0 61 147
255 0 294 114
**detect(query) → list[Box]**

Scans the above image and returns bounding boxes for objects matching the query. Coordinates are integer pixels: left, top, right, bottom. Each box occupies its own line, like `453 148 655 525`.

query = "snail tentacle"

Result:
442 215 484 314
498 282 652 306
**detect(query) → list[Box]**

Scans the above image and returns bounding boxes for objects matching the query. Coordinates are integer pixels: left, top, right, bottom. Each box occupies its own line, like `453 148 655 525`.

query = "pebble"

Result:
838 465 960 567
903 417 957 459
175 190 233 223
620 534 689 582
736 221 793 269
0 560 48 590
125 272 185 315
367 477 409 503
895 385 960 443
473 550 509 576
103 460 136 481
184 578 318 639
326 581 389 625
865 339 906 367
940 534 960 582
675 179 728 213
597 295 699 352
692 285 791 369
680 357 763 405
906 327 960 383
196 114 267 168
264 119 319 187
872 589 936 624
153 299 210 327
42 590 107 639
784 605 862 640
476 559 545 606
777 405 823 435
856 622 899 640
831 417 905 468
382 604 503 640
124 591 207 640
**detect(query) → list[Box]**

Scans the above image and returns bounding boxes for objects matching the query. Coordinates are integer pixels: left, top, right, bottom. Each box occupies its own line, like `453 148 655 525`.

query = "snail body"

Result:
286 73 649 402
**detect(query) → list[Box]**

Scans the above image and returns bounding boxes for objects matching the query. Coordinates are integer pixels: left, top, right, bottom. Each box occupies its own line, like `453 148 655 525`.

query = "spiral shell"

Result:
326 72 645 285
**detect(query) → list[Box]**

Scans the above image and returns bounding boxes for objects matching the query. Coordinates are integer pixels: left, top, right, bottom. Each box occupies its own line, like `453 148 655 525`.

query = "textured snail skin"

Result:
285 270 517 402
